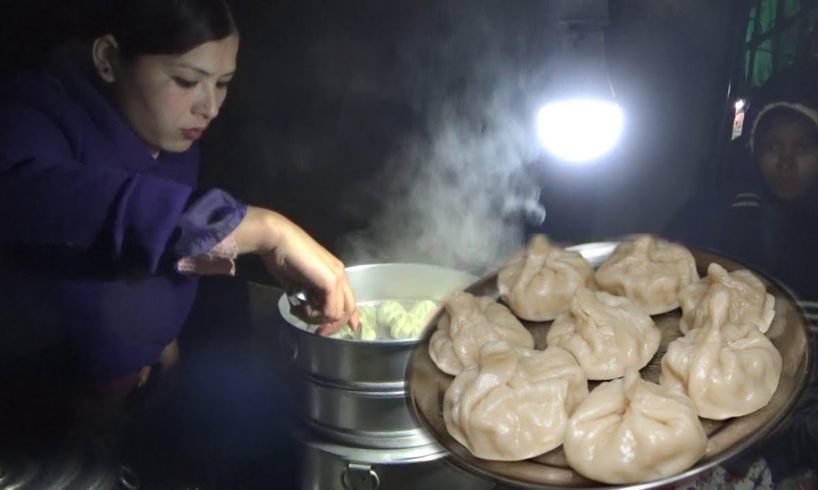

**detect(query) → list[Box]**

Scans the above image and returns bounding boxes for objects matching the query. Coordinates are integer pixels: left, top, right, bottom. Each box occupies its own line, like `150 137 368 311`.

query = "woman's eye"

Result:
173 77 197 88
216 80 231 89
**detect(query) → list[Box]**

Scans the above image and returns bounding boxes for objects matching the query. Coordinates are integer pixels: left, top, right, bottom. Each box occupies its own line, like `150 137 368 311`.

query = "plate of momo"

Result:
408 234 813 489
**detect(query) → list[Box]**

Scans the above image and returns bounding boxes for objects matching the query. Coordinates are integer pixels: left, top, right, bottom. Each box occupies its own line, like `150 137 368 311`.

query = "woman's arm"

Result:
0 100 194 272
230 207 359 334
0 99 357 333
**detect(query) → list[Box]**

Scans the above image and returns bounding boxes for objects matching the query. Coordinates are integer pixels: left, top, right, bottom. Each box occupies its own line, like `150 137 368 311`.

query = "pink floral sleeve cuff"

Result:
176 233 239 276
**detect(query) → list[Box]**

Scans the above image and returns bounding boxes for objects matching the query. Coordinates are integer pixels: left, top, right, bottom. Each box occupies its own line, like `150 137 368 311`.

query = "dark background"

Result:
0 2 766 486
0 0 743 272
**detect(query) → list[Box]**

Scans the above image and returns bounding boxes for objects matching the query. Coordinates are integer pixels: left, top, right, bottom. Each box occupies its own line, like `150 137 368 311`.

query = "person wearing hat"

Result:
668 62 818 303
665 62 818 485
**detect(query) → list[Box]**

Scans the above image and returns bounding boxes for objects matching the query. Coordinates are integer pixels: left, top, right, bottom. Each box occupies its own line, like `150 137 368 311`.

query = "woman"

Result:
0 0 358 426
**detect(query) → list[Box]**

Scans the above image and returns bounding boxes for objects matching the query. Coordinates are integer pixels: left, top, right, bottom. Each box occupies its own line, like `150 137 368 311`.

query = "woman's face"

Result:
108 33 239 154
756 116 818 200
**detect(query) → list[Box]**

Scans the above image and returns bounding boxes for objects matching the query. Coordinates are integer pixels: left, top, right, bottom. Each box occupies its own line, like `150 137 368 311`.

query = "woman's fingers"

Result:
342 278 360 331
254 211 359 331
289 269 359 335
279 252 356 326
315 318 349 336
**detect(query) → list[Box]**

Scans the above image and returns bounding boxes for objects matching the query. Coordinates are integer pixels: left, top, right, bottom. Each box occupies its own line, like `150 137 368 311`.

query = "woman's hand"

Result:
231 207 359 335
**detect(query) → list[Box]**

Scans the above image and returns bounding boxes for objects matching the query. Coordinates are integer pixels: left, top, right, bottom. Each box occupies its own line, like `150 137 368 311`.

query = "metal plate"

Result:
408 242 814 489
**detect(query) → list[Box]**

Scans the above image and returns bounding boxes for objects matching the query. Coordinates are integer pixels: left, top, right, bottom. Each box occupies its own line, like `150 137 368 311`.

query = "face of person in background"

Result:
755 112 818 200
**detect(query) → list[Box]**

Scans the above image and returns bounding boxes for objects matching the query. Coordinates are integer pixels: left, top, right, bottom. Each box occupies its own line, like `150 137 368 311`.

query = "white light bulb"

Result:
734 99 746 111
536 98 624 163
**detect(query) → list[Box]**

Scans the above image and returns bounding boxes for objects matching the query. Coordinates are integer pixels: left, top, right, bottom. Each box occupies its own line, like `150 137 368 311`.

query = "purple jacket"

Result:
0 54 246 383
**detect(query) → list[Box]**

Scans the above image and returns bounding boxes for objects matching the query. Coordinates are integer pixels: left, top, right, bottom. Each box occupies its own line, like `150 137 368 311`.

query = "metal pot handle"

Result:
341 462 380 490
278 327 299 363
119 464 140 490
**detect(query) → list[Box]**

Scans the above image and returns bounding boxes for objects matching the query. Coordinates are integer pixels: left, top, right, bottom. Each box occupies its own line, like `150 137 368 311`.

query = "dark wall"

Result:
201 0 740 269
593 0 741 236
0 2 87 77
203 0 563 270
0 0 742 270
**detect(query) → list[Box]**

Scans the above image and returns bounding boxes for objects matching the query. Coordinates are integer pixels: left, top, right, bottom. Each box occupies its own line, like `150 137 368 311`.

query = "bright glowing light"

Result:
734 98 746 111
536 98 624 163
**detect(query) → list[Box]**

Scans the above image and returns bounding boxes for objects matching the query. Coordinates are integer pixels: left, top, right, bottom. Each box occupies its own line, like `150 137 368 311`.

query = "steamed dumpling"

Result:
331 304 377 340
444 341 588 461
358 305 378 340
679 262 775 335
660 287 782 420
377 300 406 328
595 235 698 315
497 234 595 321
390 300 439 339
429 292 535 375
388 314 414 340
546 287 661 380
564 369 706 484
407 299 438 325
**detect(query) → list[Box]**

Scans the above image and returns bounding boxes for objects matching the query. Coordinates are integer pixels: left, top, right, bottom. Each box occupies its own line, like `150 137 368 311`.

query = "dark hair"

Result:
94 0 237 60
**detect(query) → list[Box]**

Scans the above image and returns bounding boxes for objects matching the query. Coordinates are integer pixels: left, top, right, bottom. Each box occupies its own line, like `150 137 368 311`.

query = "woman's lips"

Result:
182 128 205 141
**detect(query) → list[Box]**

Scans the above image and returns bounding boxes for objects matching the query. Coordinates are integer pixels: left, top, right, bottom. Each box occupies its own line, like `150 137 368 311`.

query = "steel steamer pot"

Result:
271 263 495 490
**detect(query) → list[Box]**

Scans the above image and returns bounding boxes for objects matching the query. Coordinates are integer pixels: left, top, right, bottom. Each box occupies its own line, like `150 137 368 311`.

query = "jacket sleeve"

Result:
174 188 247 276
0 98 244 274
662 190 726 248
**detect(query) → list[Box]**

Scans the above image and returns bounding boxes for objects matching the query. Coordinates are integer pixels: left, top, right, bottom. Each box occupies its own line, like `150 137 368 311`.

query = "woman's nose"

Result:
194 87 219 120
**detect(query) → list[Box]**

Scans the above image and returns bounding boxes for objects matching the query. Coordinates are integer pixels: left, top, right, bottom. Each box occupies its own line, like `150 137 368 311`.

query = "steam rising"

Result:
339 83 546 274
208 2 738 270
332 4 560 274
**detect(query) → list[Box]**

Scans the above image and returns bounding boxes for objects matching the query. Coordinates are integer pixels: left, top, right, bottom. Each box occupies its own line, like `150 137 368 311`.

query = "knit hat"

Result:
749 102 818 152
744 61 818 153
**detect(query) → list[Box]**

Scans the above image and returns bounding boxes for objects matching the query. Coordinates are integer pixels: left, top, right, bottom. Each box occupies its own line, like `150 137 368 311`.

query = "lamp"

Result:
536 0 623 163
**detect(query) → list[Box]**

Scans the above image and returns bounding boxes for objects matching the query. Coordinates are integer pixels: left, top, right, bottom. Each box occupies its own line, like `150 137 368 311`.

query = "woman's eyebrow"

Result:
176 61 236 78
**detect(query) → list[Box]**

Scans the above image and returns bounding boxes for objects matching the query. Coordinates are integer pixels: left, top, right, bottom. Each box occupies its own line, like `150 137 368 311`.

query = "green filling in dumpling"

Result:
389 300 438 339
